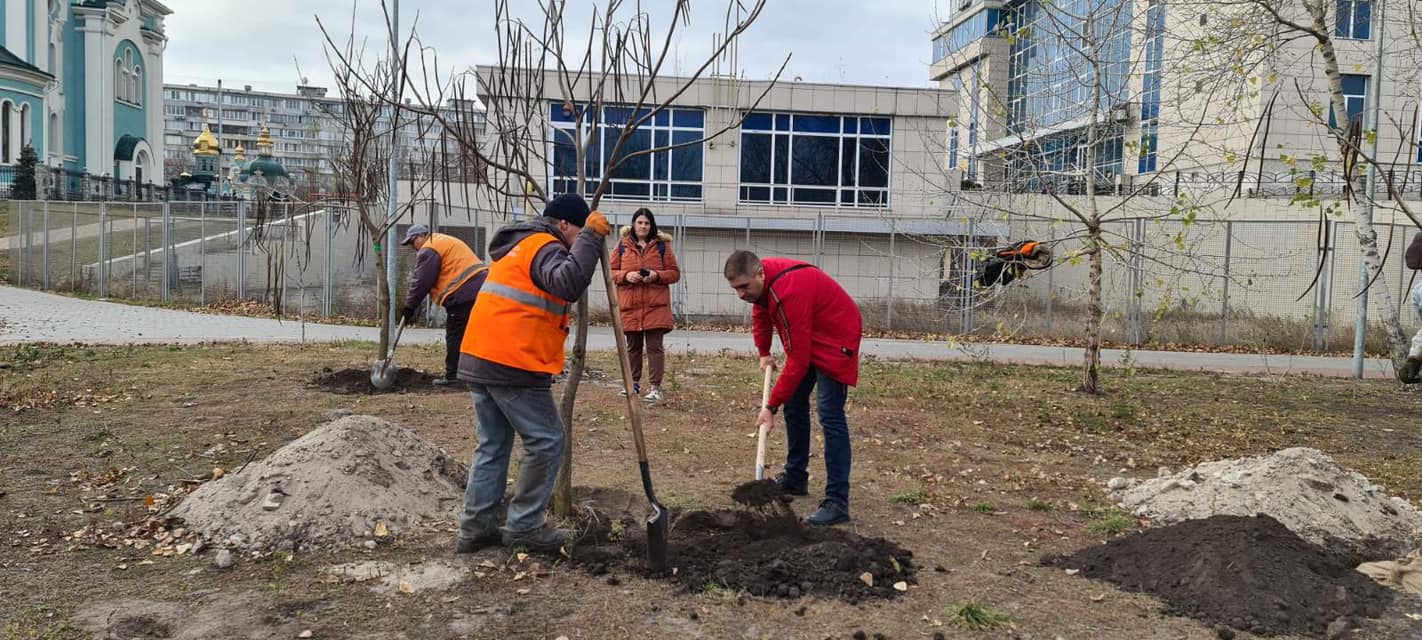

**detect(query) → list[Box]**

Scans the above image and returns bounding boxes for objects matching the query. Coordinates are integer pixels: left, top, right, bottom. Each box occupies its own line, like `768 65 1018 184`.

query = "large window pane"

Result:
792 136 838 186
774 134 790 183
858 138 890 188
671 130 703 182
740 133 772 183
793 115 840 133
606 128 651 180
792 187 836 204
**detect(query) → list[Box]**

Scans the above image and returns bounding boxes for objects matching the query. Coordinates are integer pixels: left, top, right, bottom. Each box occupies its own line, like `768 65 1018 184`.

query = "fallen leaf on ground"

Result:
893 581 908 592
398 580 413 594
859 572 874 587
373 522 389 538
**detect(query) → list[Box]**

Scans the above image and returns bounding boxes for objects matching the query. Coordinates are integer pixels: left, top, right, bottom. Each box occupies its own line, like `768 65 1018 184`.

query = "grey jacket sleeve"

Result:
529 229 603 301
404 247 441 309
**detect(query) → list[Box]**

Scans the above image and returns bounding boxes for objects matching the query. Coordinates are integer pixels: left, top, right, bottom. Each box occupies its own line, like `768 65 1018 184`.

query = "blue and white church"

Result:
0 0 170 187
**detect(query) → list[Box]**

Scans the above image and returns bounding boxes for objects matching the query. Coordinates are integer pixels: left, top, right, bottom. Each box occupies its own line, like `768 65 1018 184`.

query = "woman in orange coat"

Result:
611 208 681 401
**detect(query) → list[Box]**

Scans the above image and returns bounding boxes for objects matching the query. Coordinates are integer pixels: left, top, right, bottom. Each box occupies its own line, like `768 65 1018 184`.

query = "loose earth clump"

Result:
573 507 915 604
731 479 791 508
309 366 449 394
1048 514 1394 637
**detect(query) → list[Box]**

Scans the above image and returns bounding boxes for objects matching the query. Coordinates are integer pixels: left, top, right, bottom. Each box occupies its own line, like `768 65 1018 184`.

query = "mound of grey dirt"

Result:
169 415 466 553
1112 447 1422 556
1049 515 1395 638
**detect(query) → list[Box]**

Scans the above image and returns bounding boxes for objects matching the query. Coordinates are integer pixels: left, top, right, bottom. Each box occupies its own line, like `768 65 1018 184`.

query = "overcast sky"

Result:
163 0 947 94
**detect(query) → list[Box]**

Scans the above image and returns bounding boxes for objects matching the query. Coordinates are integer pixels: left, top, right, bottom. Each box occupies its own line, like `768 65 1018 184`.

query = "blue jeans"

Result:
460 384 566 537
781 366 851 507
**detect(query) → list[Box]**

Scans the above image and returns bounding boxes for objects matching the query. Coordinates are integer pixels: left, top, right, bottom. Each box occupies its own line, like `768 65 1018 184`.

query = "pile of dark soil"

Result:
731 479 791 507
574 508 914 604
1048 515 1395 637
309 367 450 394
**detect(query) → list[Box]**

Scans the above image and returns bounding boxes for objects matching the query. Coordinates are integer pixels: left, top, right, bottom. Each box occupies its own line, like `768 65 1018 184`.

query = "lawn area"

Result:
2 343 1421 639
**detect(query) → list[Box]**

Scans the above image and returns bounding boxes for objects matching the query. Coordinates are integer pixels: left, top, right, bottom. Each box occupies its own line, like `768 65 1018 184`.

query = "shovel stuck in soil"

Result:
599 240 670 572
370 318 408 391
732 366 795 518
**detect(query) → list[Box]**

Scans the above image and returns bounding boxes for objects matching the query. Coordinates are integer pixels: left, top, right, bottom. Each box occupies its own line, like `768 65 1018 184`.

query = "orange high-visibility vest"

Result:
425 233 487 306
461 233 572 374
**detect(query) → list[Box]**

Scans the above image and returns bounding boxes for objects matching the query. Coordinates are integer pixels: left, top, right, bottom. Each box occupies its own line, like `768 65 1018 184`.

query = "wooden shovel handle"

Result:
754 365 773 480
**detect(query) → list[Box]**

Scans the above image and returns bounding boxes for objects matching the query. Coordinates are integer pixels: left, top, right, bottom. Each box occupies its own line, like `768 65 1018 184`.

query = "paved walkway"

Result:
0 218 142 251
0 285 1397 379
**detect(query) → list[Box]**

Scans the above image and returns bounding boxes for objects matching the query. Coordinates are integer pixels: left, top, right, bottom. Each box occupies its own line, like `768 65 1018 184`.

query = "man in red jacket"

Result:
724 250 863 525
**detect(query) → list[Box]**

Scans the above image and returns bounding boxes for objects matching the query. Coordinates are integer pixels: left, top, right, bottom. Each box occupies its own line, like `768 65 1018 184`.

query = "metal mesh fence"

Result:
6 199 1420 352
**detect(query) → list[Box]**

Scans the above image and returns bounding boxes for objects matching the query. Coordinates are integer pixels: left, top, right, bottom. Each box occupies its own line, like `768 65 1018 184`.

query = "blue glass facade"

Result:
932 9 1003 63
548 103 705 202
1138 0 1165 174
1002 0 1132 183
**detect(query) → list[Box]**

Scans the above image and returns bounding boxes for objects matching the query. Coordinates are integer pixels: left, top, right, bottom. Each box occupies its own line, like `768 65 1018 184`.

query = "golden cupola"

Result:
233 142 246 163
256 126 274 155
192 124 221 157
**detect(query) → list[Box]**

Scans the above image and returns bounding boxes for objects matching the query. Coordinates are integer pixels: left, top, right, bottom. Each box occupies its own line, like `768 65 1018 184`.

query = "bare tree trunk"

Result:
1082 226 1104 394
553 294 589 517
373 239 391 357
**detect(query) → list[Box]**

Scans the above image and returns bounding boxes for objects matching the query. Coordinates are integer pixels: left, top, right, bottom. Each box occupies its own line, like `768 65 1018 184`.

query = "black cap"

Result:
543 193 590 227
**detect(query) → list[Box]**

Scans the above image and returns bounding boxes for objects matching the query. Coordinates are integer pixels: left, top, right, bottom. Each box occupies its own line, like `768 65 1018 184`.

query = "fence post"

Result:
324 205 333 317
886 220 896 332
1046 224 1055 332
161 203 172 302
17 202 29 287
237 199 247 299
1313 222 1331 351
1220 220 1232 344
98 202 108 297
1125 219 1142 345
199 202 206 306
144 214 152 282
69 203 77 288
961 220 976 334
42 202 50 290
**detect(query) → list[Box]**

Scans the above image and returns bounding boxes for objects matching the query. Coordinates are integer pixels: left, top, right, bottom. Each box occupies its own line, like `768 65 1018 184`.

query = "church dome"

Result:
193 124 220 156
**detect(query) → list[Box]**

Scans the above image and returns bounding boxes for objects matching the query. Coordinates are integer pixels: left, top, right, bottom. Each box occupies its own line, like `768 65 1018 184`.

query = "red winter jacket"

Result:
753 258 863 409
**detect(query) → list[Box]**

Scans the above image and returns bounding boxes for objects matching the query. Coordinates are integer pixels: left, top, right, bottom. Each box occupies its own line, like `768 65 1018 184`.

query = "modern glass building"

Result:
931 0 1136 191
932 0 1419 195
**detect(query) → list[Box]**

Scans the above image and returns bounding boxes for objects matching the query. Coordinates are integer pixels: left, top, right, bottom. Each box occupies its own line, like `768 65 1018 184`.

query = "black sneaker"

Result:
774 472 809 496
805 500 850 526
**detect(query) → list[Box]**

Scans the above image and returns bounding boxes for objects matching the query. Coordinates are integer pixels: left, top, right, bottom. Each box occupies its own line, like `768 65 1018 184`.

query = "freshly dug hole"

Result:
573 508 914 604
310 366 449 394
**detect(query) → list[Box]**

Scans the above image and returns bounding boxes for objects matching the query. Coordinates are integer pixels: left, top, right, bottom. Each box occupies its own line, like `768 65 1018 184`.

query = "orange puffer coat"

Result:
610 226 681 332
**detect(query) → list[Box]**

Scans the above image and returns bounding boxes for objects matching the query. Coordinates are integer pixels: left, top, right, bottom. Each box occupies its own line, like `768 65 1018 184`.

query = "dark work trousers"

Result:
444 298 475 380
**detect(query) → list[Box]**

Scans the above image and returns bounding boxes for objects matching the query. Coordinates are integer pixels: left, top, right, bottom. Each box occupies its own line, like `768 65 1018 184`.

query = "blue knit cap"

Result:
544 193 590 227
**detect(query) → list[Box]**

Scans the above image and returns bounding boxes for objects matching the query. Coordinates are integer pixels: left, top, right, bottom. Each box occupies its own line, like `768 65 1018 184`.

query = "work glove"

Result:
401 306 417 325
585 211 611 237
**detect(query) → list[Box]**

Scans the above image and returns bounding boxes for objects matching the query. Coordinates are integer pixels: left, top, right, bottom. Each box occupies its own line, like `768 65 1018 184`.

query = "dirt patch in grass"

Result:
1050 514 1395 638
9 344 1422 637
309 366 449 395
573 506 915 604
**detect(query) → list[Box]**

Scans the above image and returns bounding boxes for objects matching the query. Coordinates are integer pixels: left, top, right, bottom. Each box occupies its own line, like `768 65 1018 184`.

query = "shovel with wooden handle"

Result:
754 365 774 480
369 317 408 391
598 238 669 572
